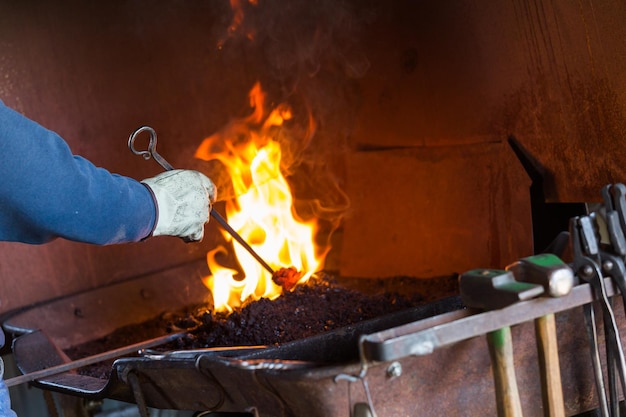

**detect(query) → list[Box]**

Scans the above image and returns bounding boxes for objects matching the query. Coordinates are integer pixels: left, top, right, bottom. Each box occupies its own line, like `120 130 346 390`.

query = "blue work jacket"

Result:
0 102 156 244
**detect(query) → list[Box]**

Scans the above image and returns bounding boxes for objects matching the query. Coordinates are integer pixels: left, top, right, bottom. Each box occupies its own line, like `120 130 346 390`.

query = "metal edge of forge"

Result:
1 276 621 416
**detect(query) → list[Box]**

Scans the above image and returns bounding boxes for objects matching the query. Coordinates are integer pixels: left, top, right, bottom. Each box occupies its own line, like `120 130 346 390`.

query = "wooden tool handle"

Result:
487 327 524 417
535 313 566 417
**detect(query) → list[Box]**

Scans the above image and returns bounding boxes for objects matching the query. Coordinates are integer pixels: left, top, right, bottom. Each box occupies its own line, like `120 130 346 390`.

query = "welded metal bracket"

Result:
358 278 615 363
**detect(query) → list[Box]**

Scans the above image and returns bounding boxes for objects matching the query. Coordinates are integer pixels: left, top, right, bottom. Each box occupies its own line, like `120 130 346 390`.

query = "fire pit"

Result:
4 259 462 415
4 259 624 416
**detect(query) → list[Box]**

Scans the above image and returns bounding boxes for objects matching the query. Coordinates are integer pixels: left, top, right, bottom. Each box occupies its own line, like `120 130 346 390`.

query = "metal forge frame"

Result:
2 259 620 416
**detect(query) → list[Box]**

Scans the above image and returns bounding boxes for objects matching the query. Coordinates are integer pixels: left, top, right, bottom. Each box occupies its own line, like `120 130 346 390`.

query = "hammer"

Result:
506 254 574 417
460 269 545 417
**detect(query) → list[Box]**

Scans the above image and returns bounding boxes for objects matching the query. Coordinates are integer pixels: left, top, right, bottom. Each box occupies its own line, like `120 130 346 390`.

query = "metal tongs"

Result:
571 205 626 417
128 126 274 275
598 183 626 416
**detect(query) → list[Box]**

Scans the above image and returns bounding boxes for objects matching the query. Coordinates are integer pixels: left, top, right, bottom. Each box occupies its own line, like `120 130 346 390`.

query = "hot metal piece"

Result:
128 126 275 275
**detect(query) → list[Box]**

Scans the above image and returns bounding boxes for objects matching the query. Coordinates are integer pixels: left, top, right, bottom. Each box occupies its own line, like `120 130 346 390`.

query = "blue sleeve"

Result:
0 102 156 244
0 378 16 417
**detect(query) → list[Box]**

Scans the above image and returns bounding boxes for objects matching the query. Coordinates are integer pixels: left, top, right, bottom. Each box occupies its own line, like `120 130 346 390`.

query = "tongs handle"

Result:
128 126 174 171
127 126 275 275
571 214 626 415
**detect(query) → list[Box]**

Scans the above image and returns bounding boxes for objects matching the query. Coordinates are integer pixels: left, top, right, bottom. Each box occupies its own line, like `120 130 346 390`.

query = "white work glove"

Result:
142 169 216 242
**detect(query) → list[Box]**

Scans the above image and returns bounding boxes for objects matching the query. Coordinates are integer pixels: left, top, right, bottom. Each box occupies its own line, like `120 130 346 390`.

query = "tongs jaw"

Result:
570 216 601 276
601 184 626 256
599 184 626 295
570 183 626 417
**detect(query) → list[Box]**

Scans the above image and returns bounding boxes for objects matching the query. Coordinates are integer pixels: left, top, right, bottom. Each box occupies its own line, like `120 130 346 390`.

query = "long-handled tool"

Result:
128 126 274 275
459 269 545 417
5 331 186 388
570 214 626 417
506 254 574 417
597 183 626 416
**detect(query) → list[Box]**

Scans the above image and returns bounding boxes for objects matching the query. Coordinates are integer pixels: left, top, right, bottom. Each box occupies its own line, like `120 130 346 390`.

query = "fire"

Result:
195 82 322 313
218 0 258 49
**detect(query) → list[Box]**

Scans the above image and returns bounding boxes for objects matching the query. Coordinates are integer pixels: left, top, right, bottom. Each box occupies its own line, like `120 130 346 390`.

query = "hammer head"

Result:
506 253 574 297
459 269 545 310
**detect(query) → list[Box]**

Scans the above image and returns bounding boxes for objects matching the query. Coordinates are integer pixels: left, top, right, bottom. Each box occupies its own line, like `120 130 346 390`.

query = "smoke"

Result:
218 0 372 82
209 0 375 234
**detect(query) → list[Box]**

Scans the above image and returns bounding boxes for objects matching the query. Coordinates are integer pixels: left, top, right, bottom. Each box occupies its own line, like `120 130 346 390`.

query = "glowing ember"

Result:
272 267 303 291
195 82 323 313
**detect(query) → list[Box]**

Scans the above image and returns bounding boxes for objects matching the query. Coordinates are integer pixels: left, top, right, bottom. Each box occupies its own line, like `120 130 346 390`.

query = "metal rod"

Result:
210 209 274 275
5 332 185 387
360 277 621 363
128 126 275 276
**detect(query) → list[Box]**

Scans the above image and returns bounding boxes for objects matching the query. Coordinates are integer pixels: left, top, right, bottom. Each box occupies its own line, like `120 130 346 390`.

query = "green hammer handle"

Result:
487 327 524 417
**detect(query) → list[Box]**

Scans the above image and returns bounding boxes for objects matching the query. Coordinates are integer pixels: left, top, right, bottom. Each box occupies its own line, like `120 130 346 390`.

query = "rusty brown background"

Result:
0 0 625 313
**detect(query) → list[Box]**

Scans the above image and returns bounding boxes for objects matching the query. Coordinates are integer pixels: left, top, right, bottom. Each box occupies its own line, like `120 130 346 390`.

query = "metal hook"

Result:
128 126 174 171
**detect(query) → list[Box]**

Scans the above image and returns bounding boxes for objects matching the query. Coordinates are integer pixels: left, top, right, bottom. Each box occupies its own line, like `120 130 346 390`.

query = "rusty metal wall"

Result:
340 0 626 278
0 0 625 312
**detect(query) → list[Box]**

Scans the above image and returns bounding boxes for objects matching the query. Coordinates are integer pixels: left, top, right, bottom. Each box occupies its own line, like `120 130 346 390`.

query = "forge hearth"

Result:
4 259 465 415
62 271 457 380
5 259 626 417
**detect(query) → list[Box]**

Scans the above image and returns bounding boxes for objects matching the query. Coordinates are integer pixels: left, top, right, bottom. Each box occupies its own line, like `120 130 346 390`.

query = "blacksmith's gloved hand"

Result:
142 169 216 242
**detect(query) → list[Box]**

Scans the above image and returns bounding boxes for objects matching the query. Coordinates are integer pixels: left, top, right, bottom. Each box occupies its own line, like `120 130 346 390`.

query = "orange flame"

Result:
195 82 322 313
